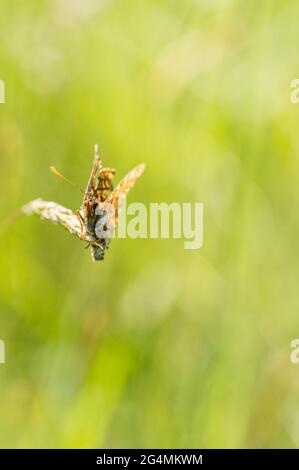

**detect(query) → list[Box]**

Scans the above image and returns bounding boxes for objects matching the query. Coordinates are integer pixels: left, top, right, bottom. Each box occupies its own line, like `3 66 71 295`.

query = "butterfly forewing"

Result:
106 163 145 226
84 144 101 199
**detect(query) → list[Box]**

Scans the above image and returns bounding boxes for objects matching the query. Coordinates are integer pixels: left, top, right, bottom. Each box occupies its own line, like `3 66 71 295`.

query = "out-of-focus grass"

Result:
1 0 299 448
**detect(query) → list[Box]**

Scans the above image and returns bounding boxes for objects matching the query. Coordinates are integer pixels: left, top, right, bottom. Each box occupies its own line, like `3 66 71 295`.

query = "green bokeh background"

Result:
1 0 299 448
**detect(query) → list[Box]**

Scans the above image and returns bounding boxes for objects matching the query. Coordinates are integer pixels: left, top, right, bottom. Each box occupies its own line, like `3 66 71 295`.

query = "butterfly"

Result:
22 145 145 261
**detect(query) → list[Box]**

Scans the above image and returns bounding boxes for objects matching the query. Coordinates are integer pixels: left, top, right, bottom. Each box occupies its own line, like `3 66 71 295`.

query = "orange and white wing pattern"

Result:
106 163 145 225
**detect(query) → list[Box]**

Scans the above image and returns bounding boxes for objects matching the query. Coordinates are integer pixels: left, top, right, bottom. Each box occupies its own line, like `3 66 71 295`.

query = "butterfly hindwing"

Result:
106 164 145 226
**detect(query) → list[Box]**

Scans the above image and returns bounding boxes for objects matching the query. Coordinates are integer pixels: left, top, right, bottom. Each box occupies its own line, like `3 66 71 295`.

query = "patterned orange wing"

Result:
84 144 102 199
106 163 145 226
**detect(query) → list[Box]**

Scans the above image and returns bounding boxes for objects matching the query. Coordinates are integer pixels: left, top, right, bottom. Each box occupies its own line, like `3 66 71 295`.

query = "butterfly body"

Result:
77 148 116 260
81 202 112 261
92 205 111 260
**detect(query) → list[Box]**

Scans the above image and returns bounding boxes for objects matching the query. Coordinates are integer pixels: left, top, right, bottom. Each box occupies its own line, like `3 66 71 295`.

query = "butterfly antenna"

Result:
50 166 84 194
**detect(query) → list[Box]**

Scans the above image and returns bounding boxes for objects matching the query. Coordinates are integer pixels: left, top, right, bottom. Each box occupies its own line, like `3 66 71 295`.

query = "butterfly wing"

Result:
106 163 145 226
84 144 101 198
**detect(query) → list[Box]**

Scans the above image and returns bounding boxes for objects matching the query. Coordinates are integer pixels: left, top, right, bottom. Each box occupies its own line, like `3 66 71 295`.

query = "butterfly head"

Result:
99 167 116 182
92 167 116 201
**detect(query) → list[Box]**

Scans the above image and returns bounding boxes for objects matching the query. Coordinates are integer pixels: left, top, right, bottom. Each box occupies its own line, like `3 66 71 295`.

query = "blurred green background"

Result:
1 0 299 448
